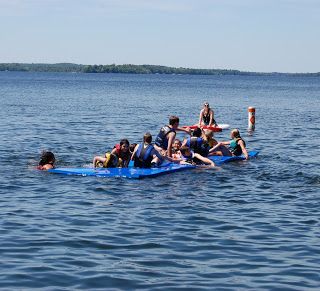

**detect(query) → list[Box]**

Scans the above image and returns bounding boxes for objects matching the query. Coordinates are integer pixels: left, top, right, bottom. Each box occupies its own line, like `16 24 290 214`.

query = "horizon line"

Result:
0 62 319 75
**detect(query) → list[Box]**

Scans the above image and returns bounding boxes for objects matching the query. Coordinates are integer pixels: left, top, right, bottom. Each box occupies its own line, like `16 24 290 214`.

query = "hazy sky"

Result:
1 0 319 73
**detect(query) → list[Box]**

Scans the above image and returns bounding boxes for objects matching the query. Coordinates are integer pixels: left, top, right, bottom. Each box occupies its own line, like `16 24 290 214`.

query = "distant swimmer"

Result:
209 129 249 159
37 151 55 170
198 102 217 127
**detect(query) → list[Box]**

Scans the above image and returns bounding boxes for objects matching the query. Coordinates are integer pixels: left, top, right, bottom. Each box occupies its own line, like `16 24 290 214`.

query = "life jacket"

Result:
181 151 194 164
95 152 118 168
134 143 154 168
155 125 175 150
114 144 121 155
199 142 210 157
187 137 204 154
113 144 130 161
229 138 246 156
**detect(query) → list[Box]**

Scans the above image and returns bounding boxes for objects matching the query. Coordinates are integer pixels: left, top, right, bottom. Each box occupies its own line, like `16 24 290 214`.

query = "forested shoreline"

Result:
0 63 319 76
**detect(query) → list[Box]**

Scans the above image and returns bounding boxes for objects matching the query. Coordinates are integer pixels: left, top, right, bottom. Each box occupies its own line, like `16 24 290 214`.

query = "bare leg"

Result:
93 156 106 167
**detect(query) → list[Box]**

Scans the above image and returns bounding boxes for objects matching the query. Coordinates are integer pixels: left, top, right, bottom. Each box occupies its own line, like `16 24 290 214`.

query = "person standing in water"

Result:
198 102 217 127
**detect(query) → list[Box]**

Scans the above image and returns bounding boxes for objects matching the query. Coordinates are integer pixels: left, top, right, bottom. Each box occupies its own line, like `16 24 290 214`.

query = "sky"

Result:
0 0 319 73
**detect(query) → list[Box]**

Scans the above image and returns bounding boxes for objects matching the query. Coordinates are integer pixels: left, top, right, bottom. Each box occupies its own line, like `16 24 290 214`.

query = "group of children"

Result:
38 104 249 170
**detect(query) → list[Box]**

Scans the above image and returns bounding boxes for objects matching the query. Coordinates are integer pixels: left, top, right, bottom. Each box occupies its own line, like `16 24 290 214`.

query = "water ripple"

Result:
1 72 320 289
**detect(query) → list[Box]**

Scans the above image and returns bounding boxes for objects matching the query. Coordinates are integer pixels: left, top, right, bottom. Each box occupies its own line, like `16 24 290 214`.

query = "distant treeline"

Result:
0 63 319 76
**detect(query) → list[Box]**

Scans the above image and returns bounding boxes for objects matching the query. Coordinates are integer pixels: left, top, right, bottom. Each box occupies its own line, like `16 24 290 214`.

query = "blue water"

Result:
0 71 319 289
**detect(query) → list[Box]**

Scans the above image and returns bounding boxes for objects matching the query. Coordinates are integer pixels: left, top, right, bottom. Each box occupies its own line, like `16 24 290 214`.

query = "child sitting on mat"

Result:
93 139 131 168
209 129 248 159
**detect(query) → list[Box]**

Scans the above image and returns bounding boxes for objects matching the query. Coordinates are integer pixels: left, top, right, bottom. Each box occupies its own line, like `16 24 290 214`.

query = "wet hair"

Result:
192 127 202 137
231 129 241 139
120 139 130 147
169 116 179 126
143 132 152 144
39 151 55 166
179 145 190 155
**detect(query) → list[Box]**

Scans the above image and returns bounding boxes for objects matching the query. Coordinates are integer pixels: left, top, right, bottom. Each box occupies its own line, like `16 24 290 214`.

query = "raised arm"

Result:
177 127 191 135
209 141 230 153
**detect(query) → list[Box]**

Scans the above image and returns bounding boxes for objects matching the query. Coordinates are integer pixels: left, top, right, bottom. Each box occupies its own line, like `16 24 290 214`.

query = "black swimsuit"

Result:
202 111 211 125
202 109 217 125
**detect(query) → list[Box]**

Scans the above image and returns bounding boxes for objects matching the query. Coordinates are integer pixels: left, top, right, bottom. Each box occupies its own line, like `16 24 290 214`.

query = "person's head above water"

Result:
39 151 55 166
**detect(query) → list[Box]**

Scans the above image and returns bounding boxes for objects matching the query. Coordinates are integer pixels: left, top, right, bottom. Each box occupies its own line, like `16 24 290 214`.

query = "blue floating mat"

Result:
48 163 195 179
48 151 258 179
209 151 259 166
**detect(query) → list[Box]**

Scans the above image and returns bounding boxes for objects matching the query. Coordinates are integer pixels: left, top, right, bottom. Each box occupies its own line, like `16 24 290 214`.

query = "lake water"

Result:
0 71 319 290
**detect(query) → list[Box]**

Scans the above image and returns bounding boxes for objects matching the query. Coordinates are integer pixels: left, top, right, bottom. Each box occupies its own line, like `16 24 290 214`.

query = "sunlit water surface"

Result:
0 72 319 289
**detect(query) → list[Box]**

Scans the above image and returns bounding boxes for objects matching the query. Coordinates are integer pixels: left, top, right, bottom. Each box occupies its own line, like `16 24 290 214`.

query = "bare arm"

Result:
166 132 176 157
193 153 215 167
208 110 214 126
181 137 188 147
209 141 230 153
43 164 54 170
198 109 204 126
153 148 181 164
238 140 249 160
177 127 191 134
130 144 139 160
93 155 106 167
